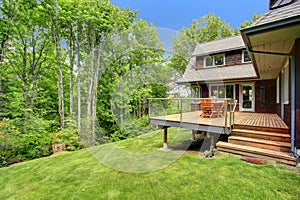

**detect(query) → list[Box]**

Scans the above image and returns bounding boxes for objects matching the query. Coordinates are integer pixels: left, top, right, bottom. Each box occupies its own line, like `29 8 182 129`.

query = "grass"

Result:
0 128 300 199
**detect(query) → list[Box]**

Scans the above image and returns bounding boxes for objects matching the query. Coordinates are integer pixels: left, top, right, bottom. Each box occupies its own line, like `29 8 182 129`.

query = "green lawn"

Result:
1 128 300 200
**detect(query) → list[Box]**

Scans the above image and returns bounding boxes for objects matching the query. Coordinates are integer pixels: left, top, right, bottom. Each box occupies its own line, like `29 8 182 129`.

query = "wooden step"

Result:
228 136 290 153
216 141 297 165
234 124 289 134
231 129 290 142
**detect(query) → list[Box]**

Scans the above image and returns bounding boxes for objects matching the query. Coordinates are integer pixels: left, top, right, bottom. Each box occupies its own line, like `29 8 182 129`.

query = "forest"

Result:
0 0 257 166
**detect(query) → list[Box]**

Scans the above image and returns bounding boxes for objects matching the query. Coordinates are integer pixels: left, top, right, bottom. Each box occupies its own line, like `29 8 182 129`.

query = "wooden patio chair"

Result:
200 99 213 118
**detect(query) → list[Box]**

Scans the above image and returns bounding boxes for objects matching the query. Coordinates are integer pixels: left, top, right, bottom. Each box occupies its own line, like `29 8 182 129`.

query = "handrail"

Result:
148 97 236 133
147 97 233 101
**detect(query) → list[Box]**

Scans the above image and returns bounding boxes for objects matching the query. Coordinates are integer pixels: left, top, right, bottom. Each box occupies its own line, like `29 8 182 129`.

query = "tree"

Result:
95 20 169 141
170 13 238 74
240 13 261 29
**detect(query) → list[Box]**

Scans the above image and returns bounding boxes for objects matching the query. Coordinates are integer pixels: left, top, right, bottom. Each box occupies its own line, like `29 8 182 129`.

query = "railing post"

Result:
148 98 151 120
224 98 228 133
180 99 183 127
230 98 233 132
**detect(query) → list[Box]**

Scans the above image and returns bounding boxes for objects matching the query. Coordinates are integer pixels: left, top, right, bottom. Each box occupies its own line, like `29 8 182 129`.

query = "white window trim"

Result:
204 54 225 68
209 84 235 99
242 50 251 63
239 83 255 112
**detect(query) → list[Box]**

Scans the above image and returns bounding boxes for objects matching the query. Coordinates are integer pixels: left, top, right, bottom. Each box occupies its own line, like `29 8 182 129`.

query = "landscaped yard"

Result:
1 128 300 199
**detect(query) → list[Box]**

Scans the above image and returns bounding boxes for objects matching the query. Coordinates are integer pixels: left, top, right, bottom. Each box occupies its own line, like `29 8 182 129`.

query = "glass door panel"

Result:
240 84 254 112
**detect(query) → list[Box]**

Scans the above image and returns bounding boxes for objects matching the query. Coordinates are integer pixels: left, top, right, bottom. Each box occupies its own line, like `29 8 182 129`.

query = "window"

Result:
243 50 251 63
192 86 201 98
205 57 213 67
281 65 289 104
204 54 225 67
210 84 234 99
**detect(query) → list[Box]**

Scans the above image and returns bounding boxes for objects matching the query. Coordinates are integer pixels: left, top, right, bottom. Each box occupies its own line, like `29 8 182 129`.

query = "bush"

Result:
52 118 85 151
52 128 85 151
0 116 54 166
109 116 158 142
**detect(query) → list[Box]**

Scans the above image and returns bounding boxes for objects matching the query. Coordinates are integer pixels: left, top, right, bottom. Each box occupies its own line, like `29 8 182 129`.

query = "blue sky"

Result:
110 0 269 31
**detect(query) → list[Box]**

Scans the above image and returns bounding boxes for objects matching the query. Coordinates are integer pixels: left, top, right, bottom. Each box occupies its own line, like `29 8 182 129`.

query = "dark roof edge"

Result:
176 76 259 85
192 46 246 57
241 15 300 36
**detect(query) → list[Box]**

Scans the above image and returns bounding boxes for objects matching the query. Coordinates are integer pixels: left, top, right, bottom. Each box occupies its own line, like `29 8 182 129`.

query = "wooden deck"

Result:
150 112 288 131
150 111 233 134
234 112 288 129
150 111 296 165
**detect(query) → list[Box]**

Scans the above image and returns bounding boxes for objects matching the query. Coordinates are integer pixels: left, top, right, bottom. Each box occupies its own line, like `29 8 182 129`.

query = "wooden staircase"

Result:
217 124 297 165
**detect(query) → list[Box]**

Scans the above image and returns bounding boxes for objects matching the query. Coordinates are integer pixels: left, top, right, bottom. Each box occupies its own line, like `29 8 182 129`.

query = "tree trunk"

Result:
76 27 82 137
69 26 74 115
57 39 64 130
86 31 95 146
53 12 64 130
91 46 101 142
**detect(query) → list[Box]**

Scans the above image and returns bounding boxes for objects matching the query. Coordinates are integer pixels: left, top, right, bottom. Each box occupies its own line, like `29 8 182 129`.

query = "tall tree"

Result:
7 0 52 111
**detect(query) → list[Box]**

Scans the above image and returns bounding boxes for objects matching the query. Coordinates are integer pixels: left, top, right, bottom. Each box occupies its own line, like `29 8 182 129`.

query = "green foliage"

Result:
0 116 53 166
96 20 168 141
0 130 300 199
53 118 85 151
110 117 158 142
0 0 138 163
240 13 262 29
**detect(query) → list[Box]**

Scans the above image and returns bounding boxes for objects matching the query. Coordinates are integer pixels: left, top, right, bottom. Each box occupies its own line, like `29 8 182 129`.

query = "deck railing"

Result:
147 98 236 133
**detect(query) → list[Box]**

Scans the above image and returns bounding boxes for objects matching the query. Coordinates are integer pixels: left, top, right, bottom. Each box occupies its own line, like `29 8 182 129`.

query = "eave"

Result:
241 16 300 80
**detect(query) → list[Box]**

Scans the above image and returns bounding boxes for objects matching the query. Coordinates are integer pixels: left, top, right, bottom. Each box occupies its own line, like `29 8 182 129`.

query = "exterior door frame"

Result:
239 83 255 112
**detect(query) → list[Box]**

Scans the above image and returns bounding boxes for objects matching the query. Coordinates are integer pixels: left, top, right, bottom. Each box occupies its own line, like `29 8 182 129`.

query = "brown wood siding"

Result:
295 39 300 148
196 56 204 69
200 84 209 98
225 50 242 66
196 50 244 70
255 80 279 113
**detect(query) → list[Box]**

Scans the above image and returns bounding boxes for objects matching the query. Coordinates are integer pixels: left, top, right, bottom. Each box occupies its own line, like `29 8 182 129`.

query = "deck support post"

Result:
202 132 219 157
291 55 296 157
191 130 196 141
163 127 168 150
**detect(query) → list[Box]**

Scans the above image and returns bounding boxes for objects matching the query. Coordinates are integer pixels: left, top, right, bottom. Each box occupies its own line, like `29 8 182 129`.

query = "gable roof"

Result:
247 0 300 29
177 57 257 84
192 35 245 56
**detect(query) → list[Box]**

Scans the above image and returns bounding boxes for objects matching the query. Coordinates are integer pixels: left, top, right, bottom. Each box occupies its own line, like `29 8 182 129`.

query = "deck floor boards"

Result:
150 112 288 130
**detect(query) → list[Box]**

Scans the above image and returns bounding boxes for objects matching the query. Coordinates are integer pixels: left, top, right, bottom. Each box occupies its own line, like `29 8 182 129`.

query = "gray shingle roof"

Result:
192 35 245 56
177 57 257 84
270 0 293 9
248 0 300 28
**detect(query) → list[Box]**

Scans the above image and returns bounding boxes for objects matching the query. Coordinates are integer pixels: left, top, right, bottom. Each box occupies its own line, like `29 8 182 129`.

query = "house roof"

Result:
270 0 294 10
192 35 245 56
240 0 300 80
177 57 257 84
246 0 300 29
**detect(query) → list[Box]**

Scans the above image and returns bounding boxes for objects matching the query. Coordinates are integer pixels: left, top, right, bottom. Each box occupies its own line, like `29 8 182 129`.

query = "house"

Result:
149 0 300 165
177 34 263 113
240 0 300 159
